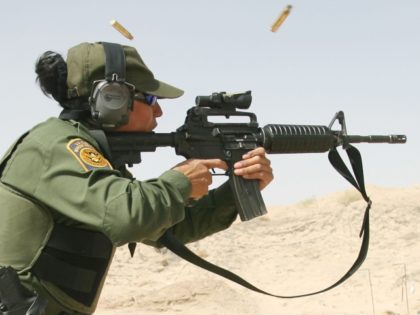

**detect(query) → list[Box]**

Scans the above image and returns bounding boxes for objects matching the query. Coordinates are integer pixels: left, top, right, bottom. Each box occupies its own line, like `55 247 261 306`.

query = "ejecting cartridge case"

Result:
110 20 134 40
271 5 292 32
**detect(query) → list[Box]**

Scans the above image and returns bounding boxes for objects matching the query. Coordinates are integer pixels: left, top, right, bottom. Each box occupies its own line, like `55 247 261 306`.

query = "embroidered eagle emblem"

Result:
66 138 113 171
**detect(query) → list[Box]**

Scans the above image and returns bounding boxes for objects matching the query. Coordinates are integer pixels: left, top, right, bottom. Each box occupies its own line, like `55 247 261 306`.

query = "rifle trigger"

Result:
210 168 227 176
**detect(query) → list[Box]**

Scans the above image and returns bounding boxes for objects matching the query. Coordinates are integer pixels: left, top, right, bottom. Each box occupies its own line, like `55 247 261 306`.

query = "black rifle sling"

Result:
159 144 371 298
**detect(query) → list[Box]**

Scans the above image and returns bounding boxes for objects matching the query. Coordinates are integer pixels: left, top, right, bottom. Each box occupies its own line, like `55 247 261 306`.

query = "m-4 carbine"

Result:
105 90 406 222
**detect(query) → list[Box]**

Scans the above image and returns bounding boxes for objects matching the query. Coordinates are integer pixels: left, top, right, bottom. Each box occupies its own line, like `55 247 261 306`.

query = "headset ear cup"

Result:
90 80 133 128
88 42 134 128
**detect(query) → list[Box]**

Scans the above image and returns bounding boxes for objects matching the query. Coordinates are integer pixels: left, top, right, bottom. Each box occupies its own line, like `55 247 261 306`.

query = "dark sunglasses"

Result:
134 93 158 106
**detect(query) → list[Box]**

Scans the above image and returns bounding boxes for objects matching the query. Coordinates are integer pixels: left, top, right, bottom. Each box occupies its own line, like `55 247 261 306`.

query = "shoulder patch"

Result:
66 138 113 171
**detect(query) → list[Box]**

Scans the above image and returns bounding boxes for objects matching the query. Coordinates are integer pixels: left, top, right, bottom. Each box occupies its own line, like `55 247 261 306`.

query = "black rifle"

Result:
0 267 47 315
103 90 406 298
105 90 406 221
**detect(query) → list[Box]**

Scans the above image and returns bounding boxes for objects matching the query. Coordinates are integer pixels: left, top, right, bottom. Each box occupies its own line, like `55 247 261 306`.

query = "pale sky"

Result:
1 0 419 206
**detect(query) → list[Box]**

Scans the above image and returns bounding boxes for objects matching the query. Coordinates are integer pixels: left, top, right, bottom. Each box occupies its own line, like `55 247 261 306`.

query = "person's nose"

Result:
153 103 163 117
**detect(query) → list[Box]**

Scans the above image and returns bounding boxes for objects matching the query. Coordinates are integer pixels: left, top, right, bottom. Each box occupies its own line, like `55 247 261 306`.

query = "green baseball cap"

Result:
66 42 184 99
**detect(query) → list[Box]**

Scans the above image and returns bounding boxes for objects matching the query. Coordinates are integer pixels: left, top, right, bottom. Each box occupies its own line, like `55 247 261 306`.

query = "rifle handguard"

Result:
262 124 335 154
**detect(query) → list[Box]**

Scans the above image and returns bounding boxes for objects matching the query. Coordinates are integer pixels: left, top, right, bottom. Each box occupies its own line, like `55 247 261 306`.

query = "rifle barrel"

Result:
344 135 407 144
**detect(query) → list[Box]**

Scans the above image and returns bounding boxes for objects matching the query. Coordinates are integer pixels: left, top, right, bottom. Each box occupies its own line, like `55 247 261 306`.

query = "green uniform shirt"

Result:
0 117 238 314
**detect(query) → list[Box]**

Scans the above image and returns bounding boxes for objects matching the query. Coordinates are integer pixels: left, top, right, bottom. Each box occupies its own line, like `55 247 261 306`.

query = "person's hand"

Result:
173 159 228 199
233 147 274 190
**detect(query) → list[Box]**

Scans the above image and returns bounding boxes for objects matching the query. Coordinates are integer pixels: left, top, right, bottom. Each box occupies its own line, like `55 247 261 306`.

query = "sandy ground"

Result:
95 185 420 315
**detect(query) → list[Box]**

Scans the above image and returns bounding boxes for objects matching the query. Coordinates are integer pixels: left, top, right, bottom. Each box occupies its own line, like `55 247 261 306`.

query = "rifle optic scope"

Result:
196 91 252 109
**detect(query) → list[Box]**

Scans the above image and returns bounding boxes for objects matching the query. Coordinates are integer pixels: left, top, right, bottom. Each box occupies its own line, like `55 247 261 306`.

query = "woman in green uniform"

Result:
0 42 273 315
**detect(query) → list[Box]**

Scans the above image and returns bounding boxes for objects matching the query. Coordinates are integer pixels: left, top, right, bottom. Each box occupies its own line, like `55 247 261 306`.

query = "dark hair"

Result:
35 51 68 104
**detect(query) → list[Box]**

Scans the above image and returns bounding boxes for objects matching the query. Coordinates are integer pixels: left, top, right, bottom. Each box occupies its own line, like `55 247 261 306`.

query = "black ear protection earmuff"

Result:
89 42 135 128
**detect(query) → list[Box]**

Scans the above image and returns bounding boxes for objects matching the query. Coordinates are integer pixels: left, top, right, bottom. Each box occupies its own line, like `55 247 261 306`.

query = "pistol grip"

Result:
229 174 267 221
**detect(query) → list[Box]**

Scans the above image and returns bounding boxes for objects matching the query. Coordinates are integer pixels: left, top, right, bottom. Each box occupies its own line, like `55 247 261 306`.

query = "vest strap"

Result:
33 253 97 294
32 224 113 306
